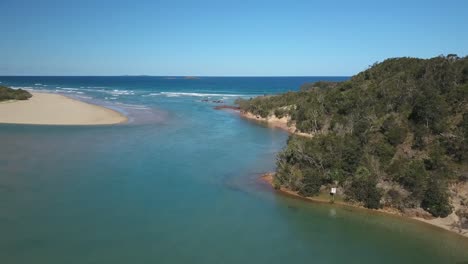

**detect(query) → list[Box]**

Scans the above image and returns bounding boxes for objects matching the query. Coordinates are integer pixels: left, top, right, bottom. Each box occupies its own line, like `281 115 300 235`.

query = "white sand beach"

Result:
0 92 127 125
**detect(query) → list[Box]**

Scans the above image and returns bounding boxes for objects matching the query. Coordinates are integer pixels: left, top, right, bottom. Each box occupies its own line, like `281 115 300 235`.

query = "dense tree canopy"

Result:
237 55 468 216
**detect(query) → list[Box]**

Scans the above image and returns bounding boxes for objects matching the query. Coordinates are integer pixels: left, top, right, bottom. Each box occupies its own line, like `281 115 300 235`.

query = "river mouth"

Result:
1 76 467 264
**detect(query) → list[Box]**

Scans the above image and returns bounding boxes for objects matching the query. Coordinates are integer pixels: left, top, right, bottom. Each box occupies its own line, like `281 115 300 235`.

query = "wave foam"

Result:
11 86 34 90
106 89 135 96
159 92 245 97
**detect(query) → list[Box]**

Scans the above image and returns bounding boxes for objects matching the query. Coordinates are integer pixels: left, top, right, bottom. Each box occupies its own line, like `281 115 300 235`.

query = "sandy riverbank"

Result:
213 106 296 133
0 92 127 125
260 173 468 238
239 111 313 137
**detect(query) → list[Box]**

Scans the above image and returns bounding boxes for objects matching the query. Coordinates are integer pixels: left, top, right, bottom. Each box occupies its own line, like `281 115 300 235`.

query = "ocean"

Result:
0 76 467 263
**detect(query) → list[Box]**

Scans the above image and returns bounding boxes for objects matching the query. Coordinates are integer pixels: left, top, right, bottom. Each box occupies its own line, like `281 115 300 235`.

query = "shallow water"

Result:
1 77 467 263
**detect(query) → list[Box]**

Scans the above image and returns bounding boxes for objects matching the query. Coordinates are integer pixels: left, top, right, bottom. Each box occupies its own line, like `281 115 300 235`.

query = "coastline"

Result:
260 173 468 239
239 110 314 137
0 92 127 125
213 105 301 135
226 107 468 238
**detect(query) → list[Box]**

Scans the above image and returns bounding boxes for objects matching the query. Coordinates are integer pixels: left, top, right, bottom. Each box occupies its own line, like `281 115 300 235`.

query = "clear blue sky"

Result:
1 0 467 76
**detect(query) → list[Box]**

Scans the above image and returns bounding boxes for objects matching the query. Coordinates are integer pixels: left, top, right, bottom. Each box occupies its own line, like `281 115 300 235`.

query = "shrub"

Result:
298 169 323 196
346 167 383 209
274 108 287 118
421 179 452 217
381 117 407 145
398 160 428 200
373 141 395 166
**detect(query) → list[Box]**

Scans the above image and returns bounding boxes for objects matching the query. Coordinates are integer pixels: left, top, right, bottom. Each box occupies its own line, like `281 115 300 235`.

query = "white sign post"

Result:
330 188 337 202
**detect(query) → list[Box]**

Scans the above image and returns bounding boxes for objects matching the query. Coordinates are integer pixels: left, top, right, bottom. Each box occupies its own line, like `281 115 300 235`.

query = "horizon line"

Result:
0 75 350 78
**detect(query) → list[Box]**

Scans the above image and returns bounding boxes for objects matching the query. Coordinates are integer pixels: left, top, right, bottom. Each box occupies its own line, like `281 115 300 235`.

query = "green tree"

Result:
421 179 452 217
347 167 383 209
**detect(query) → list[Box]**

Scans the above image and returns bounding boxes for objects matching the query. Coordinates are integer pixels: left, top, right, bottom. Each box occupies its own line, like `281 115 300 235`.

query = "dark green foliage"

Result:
372 140 395 166
240 55 468 216
346 167 383 209
398 160 428 200
412 125 428 150
441 133 465 162
385 157 406 177
275 134 362 197
298 169 323 196
0 86 32 101
409 90 448 133
421 178 452 217
274 108 286 118
341 136 362 174
441 113 467 162
381 117 407 146
353 117 370 144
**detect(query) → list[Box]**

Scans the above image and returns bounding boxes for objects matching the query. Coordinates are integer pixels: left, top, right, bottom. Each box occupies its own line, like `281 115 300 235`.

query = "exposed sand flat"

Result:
0 92 127 125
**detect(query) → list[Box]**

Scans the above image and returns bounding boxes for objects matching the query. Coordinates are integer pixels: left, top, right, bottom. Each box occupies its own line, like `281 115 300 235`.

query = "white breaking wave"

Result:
159 92 245 97
11 86 34 90
106 89 135 96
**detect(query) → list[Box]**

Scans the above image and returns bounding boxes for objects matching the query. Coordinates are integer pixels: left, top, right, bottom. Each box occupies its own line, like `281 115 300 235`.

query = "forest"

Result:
236 55 467 217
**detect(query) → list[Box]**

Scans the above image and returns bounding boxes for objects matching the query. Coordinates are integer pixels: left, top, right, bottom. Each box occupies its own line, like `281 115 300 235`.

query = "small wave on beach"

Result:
107 89 136 96
11 86 34 90
142 92 254 98
162 92 245 97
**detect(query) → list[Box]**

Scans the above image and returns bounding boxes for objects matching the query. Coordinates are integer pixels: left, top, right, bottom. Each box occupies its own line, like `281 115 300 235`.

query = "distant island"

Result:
0 86 32 101
235 55 468 236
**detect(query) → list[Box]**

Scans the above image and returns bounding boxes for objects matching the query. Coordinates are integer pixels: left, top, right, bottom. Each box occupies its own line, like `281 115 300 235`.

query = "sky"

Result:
0 0 467 76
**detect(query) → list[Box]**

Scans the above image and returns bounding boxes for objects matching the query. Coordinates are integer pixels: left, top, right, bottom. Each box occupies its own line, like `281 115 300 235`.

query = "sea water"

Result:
0 76 467 264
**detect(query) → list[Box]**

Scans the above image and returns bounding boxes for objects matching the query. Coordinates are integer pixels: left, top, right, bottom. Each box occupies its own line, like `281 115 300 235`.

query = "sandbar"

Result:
0 92 127 125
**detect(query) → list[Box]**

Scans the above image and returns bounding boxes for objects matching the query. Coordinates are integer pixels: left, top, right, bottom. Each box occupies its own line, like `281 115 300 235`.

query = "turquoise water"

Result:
0 77 467 263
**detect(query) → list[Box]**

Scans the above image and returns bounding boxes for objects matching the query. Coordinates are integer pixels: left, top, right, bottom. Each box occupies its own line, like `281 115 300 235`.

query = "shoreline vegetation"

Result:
0 90 127 125
218 55 468 238
222 106 468 238
260 172 468 238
